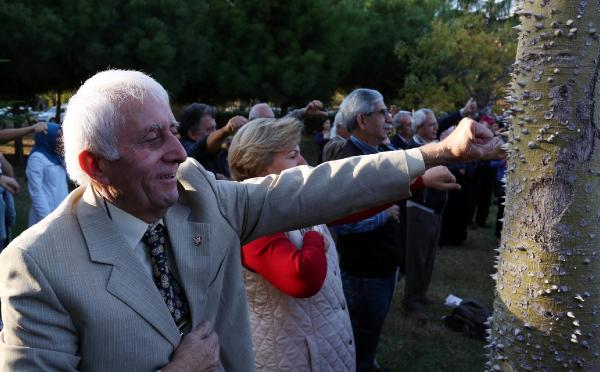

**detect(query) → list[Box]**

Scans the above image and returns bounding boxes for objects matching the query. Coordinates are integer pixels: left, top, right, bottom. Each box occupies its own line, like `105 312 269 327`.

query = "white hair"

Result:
392 110 412 129
248 103 275 120
411 108 436 132
338 89 383 133
62 69 170 186
333 111 344 128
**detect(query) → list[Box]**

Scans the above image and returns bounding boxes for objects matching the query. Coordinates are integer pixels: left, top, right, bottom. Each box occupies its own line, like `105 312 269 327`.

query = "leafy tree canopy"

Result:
0 0 516 111
398 11 516 112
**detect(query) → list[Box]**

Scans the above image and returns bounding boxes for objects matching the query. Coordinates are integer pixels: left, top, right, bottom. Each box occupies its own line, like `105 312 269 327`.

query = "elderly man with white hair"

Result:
410 108 438 146
0 70 496 371
391 110 413 150
248 100 327 120
329 90 472 372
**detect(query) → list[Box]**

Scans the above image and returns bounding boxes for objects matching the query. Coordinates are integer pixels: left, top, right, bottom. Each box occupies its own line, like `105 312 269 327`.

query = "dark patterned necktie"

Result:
142 224 190 327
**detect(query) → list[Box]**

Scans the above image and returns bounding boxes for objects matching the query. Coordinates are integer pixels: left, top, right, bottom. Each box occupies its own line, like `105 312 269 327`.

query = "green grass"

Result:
377 224 497 372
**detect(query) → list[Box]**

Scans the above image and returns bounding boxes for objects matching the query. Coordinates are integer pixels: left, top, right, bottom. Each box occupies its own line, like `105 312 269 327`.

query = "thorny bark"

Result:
489 0 600 371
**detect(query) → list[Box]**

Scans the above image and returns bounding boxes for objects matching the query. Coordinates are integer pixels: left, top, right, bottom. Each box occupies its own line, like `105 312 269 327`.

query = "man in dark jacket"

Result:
331 89 459 372
322 111 351 161
178 103 247 179
391 111 413 150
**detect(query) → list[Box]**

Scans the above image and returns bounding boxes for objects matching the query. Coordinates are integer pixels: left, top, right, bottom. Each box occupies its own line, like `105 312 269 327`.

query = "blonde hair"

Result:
228 117 303 181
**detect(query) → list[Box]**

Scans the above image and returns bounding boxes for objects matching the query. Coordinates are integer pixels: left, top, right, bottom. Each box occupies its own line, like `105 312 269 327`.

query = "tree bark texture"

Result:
489 1 600 371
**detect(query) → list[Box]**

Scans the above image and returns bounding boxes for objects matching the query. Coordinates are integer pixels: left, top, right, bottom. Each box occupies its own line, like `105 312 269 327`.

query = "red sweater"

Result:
242 230 326 298
241 176 425 298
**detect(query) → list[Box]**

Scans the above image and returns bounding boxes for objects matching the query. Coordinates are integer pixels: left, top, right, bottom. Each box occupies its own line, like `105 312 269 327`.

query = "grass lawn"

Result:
377 225 497 371
7 134 498 371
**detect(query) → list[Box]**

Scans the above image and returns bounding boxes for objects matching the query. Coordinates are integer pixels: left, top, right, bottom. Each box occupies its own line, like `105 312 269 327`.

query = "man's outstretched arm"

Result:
419 118 499 168
190 117 500 244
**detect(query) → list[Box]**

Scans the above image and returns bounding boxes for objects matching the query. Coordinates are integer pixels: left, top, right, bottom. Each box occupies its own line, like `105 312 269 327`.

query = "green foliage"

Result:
0 0 515 111
398 13 516 112
0 0 213 100
339 0 440 99
437 0 512 20
200 0 367 107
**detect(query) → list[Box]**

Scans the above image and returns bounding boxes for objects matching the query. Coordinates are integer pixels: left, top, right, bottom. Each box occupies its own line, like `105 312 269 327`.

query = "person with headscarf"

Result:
26 122 68 226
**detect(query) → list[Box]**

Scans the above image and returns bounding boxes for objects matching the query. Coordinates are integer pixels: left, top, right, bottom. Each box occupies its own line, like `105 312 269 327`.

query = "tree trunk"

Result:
489 1 600 370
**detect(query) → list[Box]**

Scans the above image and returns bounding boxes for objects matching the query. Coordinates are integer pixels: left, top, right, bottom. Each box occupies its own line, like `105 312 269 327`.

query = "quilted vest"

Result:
244 225 356 372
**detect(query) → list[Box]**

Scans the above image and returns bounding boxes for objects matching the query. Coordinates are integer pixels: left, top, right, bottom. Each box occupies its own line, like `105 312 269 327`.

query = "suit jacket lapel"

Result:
164 202 212 325
77 187 181 347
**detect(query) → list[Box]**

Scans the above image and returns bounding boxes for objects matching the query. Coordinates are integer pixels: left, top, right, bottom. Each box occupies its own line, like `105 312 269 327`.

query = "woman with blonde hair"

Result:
229 117 358 371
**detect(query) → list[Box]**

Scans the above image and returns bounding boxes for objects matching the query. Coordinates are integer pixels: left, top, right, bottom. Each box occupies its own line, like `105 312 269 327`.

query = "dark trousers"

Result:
404 206 442 309
439 184 468 245
342 271 397 372
464 175 481 225
475 165 495 226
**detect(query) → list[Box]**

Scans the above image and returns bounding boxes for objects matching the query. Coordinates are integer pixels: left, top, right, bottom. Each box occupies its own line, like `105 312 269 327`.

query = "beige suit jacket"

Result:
0 149 424 371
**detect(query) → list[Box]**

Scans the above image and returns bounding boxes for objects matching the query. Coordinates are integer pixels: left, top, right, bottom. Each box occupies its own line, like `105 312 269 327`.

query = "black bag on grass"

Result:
443 299 491 340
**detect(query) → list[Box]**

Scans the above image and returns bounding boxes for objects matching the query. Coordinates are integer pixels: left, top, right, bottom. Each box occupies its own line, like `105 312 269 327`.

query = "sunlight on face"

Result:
263 145 307 176
100 98 187 222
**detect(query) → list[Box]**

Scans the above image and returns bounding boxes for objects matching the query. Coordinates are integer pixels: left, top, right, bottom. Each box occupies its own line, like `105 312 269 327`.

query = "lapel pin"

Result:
193 235 203 246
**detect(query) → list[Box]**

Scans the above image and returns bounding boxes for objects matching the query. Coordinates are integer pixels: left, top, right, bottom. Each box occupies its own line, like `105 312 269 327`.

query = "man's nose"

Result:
165 132 188 163
298 154 307 166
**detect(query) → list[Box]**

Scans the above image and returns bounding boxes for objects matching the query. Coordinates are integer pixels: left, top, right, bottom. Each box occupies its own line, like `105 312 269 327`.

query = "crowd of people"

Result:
0 120 58 246
0 69 505 371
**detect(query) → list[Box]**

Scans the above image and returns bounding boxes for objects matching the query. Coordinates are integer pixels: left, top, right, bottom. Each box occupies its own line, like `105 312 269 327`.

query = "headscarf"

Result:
31 123 63 166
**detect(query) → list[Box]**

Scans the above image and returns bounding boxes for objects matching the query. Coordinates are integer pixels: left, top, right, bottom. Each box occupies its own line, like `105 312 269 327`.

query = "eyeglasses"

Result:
365 108 390 117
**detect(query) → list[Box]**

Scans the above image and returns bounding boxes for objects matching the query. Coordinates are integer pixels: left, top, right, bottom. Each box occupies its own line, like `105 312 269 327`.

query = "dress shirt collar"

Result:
333 135 346 142
412 134 430 145
396 134 410 146
104 200 164 250
381 142 396 151
350 135 380 154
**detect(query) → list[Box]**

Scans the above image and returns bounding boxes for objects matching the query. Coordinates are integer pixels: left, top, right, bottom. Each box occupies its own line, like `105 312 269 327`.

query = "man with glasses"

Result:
330 89 459 372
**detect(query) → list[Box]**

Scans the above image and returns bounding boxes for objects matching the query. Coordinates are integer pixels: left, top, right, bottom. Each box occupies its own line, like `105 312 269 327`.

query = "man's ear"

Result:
356 113 368 130
79 150 111 185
